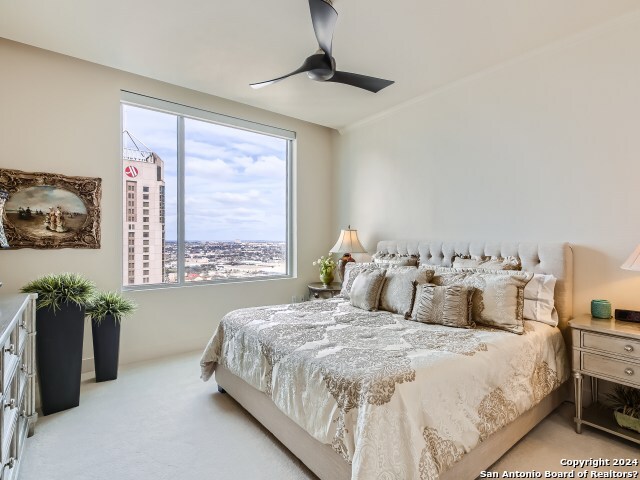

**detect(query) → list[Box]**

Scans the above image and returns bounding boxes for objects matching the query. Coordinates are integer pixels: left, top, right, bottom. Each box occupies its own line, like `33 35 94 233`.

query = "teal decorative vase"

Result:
320 270 334 287
591 300 612 319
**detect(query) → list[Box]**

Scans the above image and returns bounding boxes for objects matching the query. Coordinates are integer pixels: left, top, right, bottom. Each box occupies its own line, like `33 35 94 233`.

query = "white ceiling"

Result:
2 0 639 130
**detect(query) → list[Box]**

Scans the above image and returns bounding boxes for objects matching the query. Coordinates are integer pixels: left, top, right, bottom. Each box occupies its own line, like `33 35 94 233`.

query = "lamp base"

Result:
337 254 356 283
614 309 640 323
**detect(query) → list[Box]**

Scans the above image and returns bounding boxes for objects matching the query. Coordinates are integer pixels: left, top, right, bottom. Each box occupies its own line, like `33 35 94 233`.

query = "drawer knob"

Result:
19 321 26 329
625 368 635 376
20 363 27 373
5 458 14 469
624 345 634 352
4 398 15 409
4 343 15 355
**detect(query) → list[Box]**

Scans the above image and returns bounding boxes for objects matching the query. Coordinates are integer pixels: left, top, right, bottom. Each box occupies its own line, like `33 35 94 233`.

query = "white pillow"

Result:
523 274 558 326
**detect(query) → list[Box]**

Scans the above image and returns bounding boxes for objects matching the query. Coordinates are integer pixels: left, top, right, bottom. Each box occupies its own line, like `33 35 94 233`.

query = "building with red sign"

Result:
122 130 165 285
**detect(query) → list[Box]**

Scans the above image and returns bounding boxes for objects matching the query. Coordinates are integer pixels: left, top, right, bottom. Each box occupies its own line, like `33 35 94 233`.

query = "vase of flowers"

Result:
313 254 336 287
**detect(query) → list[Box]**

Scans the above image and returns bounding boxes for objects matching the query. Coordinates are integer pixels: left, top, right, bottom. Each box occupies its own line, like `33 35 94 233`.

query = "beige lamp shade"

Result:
330 225 367 254
622 244 640 271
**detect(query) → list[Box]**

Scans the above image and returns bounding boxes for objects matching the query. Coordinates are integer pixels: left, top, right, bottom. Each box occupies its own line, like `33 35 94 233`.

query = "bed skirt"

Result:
216 365 569 480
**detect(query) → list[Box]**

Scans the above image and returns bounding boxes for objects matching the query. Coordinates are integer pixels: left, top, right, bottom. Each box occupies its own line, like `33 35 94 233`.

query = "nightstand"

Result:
569 314 640 445
307 282 341 300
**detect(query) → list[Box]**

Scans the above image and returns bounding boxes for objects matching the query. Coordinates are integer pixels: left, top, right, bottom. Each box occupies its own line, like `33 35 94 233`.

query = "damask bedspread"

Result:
200 297 569 480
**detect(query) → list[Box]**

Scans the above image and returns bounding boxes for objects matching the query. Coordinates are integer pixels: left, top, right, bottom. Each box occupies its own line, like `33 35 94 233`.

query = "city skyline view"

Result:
122 104 288 242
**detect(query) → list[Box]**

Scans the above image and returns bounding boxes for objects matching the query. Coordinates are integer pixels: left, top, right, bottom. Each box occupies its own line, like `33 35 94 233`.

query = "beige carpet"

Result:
21 352 638 480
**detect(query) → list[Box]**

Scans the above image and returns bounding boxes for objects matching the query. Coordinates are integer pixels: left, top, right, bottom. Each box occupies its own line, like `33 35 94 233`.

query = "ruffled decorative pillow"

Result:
412 284 474 328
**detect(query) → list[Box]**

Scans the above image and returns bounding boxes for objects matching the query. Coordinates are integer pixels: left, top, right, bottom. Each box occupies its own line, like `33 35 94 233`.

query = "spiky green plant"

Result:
86 291 136 325
605 385 640 419
21 273 96 312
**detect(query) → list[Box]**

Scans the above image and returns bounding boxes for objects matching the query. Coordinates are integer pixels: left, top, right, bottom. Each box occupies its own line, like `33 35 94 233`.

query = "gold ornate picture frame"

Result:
0 168 101 249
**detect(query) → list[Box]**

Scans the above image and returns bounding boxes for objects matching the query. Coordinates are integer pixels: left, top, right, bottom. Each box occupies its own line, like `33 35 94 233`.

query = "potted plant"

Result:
86 291 136 382
606 385 640 433
21 273 95 415
313 254 336 287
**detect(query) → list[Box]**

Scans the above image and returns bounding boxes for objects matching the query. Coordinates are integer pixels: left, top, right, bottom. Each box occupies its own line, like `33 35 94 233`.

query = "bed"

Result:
200 240 574 480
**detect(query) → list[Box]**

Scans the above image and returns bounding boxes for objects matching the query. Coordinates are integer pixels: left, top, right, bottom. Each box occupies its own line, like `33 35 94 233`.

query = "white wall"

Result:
332 13 640 316
0 39 334 365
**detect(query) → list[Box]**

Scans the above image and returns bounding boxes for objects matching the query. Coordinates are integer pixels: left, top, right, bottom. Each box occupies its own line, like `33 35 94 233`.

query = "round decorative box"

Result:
591 300 612 319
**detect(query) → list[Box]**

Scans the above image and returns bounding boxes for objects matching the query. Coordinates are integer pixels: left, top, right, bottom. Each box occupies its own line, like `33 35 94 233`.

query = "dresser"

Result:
570 314 640 445
0 294 37 479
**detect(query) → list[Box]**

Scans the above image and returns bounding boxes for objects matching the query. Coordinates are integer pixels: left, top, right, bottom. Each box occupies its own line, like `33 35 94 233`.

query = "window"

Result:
121 92 293 288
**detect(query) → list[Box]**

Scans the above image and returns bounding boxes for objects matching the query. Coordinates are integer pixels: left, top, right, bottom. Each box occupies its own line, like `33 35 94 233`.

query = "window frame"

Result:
121 91 295 291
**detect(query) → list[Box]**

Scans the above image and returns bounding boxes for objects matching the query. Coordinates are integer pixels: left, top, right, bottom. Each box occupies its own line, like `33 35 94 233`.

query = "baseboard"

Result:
82 357 94 374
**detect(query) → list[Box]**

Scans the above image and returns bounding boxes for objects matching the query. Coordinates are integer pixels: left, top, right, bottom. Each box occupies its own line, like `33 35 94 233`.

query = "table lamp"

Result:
329 225 367 283
617 245 640 322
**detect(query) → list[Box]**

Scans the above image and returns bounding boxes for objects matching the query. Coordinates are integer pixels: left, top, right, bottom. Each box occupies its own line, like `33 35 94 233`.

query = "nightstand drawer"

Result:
582 331 640 360
582 352 640 386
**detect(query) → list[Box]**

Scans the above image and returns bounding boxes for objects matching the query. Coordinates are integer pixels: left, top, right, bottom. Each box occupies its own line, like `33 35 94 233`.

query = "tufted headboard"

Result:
376 240 574 341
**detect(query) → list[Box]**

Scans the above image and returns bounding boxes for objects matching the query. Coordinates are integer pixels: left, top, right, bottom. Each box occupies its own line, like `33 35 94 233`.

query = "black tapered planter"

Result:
91 314 120 382
36 302 85 416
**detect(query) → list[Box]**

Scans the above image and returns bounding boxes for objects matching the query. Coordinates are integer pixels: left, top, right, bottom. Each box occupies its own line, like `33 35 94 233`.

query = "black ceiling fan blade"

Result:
326 71 394 93
309 0 338 57
250 54 328 89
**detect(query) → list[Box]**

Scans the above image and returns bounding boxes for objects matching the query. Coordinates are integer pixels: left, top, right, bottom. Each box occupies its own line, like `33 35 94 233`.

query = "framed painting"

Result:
0 168 101 249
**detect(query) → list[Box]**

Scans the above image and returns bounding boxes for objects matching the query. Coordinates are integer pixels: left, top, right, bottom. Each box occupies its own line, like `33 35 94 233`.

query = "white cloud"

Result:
185 139 230 160
185 157 234 177
244 155 286 178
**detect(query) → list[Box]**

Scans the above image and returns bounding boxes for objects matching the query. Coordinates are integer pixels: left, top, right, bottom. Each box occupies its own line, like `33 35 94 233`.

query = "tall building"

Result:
122 130 165 285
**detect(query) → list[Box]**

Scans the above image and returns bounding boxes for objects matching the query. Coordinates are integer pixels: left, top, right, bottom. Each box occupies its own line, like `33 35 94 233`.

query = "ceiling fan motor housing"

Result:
307 54 335 81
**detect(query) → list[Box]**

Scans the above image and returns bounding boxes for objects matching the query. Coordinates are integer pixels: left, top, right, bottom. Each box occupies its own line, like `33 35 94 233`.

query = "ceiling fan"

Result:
250 0 394 93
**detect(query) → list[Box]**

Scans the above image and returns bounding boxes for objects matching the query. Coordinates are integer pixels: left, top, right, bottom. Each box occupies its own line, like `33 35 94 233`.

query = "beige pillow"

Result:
452 255 521 270
349 269 387 311
413 284 474 328
340 263 379 298
432 271 532 334
372 252 419 267
378 267 434 317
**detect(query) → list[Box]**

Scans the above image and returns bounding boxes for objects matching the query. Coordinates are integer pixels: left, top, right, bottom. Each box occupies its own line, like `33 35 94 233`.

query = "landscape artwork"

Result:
0 168 101 249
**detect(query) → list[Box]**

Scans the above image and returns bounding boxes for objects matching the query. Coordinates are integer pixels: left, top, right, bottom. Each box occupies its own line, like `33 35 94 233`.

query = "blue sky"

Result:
122 105 287 242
